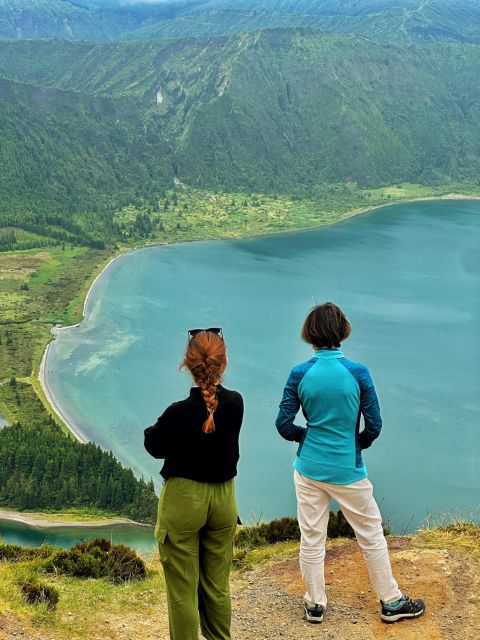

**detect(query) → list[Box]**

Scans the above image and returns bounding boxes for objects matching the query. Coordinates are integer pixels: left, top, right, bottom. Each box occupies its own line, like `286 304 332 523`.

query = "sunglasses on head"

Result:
188 327 223 340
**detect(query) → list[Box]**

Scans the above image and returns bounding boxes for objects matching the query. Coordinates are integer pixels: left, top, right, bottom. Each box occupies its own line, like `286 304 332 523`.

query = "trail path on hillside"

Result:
0 537 478 640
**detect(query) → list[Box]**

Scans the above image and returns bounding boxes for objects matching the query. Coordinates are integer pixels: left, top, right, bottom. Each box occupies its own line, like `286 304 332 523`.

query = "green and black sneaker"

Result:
381 595 426 623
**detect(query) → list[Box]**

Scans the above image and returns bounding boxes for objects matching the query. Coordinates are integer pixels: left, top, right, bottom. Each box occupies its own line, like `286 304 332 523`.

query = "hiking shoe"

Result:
381 595 426 623
304 602 324 623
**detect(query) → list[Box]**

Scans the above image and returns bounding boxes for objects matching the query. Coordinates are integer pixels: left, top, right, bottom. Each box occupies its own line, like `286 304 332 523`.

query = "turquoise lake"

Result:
0 519 156 555
38 199 479 543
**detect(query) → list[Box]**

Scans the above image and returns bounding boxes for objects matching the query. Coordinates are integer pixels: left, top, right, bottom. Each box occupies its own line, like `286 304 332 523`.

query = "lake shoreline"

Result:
38 193 480 443
39 340 89 443
0 508 153 530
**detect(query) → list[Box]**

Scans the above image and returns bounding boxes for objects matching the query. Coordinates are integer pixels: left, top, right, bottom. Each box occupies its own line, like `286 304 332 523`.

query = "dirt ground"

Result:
0 536 478 640
230 537 480 640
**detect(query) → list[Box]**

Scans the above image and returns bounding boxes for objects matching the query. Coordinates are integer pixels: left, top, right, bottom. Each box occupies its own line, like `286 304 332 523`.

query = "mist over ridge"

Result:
1 1 479 43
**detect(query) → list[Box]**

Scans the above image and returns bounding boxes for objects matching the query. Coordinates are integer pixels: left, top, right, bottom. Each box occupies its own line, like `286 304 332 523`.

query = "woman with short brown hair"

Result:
145 328 243 640
276 303 425 625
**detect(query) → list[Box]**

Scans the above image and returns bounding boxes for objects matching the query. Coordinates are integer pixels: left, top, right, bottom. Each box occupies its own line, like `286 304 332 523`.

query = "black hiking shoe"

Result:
381 595 426 623
304 602 324 623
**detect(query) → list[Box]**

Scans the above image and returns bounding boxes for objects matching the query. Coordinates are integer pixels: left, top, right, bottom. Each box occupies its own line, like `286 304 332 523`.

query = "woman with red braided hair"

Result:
144 328 243 640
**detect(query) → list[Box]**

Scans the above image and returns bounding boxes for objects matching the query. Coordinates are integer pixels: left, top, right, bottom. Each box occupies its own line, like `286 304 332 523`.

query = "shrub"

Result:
327 511 355 538
75 538 112 553
235 511 377 551
44 538 146 582
0 544 54 562
235 517 301 548
20 580 59 609
107 544 147 582
48 548 102 578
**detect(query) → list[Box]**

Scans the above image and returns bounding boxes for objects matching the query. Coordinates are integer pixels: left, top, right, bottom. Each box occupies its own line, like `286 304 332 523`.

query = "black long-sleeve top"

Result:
144 385 244 483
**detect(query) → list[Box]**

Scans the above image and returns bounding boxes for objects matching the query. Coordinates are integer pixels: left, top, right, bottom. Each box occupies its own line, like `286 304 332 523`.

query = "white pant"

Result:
294 470 402 607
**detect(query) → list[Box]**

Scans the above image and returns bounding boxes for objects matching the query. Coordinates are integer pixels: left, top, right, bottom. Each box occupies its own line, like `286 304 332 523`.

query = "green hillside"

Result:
0 75 174 232
0 29 479 218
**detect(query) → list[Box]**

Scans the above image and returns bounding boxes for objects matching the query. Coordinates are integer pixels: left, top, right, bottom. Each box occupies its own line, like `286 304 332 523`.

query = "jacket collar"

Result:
312 348 344 359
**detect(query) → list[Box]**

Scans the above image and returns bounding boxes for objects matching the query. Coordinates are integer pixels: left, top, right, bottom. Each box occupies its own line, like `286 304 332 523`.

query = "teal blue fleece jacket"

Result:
276 348 382 484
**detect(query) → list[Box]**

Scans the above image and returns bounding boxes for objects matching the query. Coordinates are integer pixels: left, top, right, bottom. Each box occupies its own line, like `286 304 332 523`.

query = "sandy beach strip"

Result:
73 251 126 331
39 339 89 444
37 251 129 443
0 508 152 530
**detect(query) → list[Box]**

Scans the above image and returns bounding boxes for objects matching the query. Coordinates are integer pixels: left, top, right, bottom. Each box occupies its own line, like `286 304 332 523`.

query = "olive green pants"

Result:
155 477 238 640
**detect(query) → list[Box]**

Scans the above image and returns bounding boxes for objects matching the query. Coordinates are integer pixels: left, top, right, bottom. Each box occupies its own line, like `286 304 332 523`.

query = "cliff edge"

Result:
0 526 478 640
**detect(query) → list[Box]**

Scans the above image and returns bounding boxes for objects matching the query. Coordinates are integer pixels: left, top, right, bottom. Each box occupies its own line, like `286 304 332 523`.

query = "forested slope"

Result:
0 29 479 219
0 76 172 222
0 376 157 521
0 420 157 521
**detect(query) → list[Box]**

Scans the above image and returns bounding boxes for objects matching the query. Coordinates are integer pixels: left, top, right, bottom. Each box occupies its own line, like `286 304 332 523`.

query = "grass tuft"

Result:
20 579 59 609
417 514 480 557
0 543 56 562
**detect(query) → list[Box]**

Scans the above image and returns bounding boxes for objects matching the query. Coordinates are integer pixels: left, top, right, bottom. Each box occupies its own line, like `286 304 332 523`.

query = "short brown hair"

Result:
301 302 351 349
